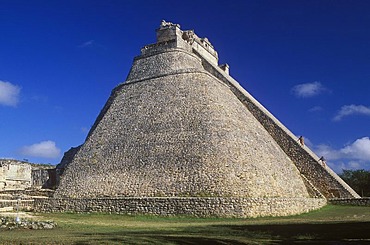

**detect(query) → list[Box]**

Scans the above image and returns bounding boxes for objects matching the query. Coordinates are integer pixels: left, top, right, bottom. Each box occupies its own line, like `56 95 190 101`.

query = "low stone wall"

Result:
0 189 54 197
329 198 370 206
0 200 34 210
34 197 326 218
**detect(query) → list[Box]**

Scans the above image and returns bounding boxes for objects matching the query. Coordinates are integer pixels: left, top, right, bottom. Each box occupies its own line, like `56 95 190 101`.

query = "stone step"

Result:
0 194 13 200
0 189 55 198
0 206 14 212
0 196 32 200
301 174 324 198
0 199 34 209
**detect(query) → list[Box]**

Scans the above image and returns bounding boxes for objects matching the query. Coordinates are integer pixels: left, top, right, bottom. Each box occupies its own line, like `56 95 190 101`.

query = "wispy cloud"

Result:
314 137 370 172
291 81 326 98
308 106 323 112
0 80 21 107
333 104 370 121
315 144 342 161
78 40 95 48
78 40 106 50
20 140 61 159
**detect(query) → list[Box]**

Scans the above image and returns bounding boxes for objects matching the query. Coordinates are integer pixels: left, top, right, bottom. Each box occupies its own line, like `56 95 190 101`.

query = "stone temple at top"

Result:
48 21 359 217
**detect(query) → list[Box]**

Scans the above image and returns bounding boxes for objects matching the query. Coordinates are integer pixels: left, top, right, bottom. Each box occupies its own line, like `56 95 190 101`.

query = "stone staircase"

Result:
308 150 360 198
199 55 360 199
0 189 54 213
0 194 34 212
300 174 324 198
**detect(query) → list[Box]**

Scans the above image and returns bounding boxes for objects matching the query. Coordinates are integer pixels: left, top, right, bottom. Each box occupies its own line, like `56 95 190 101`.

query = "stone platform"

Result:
34 197 326 218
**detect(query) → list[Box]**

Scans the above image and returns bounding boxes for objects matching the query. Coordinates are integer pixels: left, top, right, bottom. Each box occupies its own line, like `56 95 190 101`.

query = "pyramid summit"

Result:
47 21 359 217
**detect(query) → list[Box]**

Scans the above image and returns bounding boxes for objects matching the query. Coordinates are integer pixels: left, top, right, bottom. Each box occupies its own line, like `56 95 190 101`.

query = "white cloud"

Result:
333 104 370 121
0 80 21 107
348 161 362 169
20 140 61 159
291 81 326 98
314 137 370 172
315 144 342 160
341 137 370 161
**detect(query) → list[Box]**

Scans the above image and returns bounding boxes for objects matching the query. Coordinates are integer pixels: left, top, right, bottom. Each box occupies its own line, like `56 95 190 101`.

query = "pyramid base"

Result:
34 197 326 218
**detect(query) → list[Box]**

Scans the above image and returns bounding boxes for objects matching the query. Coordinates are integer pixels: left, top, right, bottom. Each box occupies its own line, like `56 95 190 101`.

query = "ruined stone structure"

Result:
0 160 55 213
0 160 31 191
49 21 359 217
41 146 81 189
31 164 55 188
0 159 53 191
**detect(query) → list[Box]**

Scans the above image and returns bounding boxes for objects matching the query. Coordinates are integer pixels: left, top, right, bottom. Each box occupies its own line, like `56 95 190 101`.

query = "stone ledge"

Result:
329 198 369 206
34 197 326 218
0 200 34 209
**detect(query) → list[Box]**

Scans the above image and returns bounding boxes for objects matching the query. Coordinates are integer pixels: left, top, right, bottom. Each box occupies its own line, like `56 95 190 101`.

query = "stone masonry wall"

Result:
199 59 359 199
50 23 334 218
234 93 358 198
55 47 312 199
31 169 50 187
329 198 370 206
56 69 310 199
0 200 34 210
126 49 202 82
34 197 326 218
0 159 31 191
0 160 55 190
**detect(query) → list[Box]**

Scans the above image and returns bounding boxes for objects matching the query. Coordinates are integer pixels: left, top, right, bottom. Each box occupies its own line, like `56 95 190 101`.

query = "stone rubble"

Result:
0 216 57 230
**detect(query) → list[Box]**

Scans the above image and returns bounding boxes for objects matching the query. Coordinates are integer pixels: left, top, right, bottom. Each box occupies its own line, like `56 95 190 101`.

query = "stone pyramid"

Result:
53 21 359 216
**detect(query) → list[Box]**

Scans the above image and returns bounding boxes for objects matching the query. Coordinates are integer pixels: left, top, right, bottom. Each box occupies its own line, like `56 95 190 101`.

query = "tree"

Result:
339 169 370 197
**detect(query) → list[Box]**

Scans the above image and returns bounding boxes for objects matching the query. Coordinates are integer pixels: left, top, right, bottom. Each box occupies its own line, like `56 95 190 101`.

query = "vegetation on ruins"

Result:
339 169 370 197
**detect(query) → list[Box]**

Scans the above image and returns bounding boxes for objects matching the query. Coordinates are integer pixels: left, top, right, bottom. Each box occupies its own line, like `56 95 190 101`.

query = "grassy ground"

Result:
1 205 370 244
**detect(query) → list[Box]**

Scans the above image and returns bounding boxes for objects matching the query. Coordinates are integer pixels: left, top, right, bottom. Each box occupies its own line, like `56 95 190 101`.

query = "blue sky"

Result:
1 0 369 173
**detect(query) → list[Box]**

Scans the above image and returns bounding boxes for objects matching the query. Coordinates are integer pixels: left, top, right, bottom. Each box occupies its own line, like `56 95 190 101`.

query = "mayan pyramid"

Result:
54 21 359 216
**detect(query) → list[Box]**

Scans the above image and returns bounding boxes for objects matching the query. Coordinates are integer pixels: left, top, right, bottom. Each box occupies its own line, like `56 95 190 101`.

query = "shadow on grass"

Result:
224 222 370 244
76 221 370 244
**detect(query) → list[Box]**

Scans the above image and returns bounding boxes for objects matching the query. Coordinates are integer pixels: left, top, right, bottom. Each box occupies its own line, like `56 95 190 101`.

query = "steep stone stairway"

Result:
198 54 360 199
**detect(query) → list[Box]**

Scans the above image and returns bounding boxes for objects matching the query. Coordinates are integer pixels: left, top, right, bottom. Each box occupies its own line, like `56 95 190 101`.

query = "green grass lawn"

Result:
1 205 370 244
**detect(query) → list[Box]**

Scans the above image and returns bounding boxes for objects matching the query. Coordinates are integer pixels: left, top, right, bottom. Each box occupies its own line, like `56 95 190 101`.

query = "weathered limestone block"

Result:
0 160 31 191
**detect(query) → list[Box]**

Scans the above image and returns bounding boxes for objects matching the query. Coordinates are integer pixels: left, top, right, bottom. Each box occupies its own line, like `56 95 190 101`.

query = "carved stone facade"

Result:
0 159 53 191
0 160 31 191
